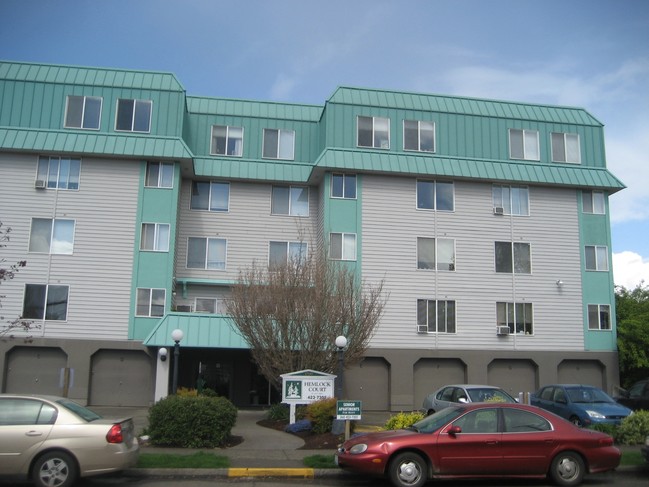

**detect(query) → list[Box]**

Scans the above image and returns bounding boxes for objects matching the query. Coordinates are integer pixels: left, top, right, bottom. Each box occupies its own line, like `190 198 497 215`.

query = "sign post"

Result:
336 400 362 440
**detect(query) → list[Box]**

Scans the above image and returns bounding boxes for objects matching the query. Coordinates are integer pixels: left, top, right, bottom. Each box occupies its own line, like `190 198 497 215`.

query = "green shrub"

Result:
267 403 290 421
384 411 425 430
615 410 649 445
588 422 618 437
148 395 237 448
306 398 338 434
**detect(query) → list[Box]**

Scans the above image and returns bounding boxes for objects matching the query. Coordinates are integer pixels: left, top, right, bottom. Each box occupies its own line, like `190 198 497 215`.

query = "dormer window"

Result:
116 98 152 132
64 95 102 130
358 116 390 149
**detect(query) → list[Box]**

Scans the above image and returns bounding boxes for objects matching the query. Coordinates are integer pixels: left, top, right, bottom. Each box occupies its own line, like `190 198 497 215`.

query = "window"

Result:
404 120 435 152
497 302 533 334
140 223 170 252
64 95 102 130
509 129 539 160
195 298 227 314
136 288 165 317
588 304 611 330
493 185 529 216
36 156 81 190
329 233 356 261
23 284 69 321
416 180 454 211
187 237 227 270
417 299 456 333
495 242 531 274
262 129 294 159
583 191 605 214
357 116 390 149
271 185 308 216
29 218 74 254
331 173 357 199
146 162 174 188
211 125 243 156
585 245 608 271
452 409 498 433
116 98 152 132
191 181 229 212
269 241 307 268
552 132 580 163
503 408 550 432
417 237 455 271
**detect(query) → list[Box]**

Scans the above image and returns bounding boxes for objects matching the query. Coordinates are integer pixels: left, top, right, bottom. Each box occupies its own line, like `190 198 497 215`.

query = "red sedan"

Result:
335 403 620 487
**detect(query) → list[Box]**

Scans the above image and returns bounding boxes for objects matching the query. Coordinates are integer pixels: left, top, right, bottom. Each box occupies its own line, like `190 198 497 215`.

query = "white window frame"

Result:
509 129 540 161
403 120 435 152
115 98 152 133
331 173 357 199
22 284 70 321
271 185 309 217
583 190 605 214
495 241 532 274
36 156 81 190
211 125 244 157
417 299 456 333
497 301 533 335
194 297 226 314
136 288 166 317
492 185 530 216
551 132 581 164
269 241 308 268
588 304 611 330
357 115 390 149
585 245 609 271
140 223 170 252
262 128 295 160
64 95 102 130
190 181 230 212
145 162 174 188
28 218 75 255
186 237 227 270
417 237 455 271
329 233 356 261
416 179 455 211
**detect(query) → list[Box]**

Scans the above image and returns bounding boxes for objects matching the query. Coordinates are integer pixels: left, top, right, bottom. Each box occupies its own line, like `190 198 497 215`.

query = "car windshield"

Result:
466 388 516 403
410 406 464 433
567 387 613 403
56 399 102 422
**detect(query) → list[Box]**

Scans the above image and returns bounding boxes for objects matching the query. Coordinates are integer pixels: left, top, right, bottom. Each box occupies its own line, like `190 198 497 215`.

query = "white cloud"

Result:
613 251 649 289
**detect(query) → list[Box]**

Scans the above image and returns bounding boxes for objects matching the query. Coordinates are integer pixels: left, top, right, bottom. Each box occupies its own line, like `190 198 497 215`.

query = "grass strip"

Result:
302 454 337 469
137 451 229 468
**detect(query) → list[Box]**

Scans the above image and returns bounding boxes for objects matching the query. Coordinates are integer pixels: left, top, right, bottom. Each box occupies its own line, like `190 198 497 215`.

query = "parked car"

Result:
0 394 139 487
614 378 649 411
531 384 632 427
336 402 620 487
642 435 649 463
422 384 517 415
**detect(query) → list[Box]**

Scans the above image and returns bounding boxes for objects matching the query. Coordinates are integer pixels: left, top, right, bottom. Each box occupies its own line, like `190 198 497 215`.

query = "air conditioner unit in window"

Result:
35 180 46 189
176 305 192 312
497 326 511 336
493 206 504 215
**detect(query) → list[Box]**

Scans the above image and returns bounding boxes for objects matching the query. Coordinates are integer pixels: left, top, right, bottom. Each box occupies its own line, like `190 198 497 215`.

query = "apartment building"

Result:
0 61 624 410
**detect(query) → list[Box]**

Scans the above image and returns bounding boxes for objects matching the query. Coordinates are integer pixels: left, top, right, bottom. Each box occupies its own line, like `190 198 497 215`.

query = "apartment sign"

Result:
281 369 335 404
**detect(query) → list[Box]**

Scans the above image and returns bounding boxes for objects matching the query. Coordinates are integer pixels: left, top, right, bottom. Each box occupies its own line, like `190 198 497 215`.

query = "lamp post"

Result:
335 335 347 399
171 328 184 394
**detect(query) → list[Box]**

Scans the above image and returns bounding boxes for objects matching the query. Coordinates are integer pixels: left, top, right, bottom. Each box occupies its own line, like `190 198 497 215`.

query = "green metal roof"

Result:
194 157 313 182
186 96 322 121
316 148 625 192
143 313 250 348
0 127 192 160
0 61 185 92
328 87 602 126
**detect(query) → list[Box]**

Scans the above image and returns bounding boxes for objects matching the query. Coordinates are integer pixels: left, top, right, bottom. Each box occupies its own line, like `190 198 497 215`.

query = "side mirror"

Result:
448 425 462 436
458 397 468 403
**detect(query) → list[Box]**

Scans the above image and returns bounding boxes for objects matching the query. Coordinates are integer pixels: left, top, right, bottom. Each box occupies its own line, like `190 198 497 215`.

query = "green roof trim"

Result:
0 127 192 160
328 87 602 125
316 148 625 192
194 157 313 182
143 313 250 348
186 96 322 121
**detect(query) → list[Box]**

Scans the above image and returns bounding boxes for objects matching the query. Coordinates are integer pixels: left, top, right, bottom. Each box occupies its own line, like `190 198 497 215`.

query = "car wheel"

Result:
31 450 78 487
569 415 583 427
388 451 427 487
549 451 585 487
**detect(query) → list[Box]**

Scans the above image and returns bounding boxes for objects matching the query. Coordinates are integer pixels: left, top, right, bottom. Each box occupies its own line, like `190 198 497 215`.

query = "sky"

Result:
1 0 647 289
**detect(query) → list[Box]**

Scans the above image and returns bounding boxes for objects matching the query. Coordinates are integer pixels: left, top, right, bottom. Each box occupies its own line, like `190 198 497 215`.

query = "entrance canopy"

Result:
143 313 250 348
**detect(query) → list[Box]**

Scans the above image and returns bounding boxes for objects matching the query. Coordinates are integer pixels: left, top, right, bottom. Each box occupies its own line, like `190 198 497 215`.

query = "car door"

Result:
500 407 556 474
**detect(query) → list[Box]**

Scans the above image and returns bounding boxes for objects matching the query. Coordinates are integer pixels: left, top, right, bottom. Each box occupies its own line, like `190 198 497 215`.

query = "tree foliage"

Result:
226 252 387 391
615 282 649 387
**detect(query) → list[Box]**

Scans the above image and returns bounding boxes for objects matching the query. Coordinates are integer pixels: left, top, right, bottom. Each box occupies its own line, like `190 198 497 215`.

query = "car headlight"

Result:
349 443 368 454
586 410 606 419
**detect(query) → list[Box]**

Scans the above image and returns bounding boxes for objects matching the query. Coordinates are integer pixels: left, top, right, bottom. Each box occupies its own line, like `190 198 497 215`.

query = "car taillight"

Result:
106 424 124 444
598 436 614 447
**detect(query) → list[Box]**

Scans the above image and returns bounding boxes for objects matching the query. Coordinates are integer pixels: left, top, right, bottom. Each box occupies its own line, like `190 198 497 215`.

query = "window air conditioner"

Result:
493 206 504 215
176 305 192 312
35 180 46 189
497 326 511 335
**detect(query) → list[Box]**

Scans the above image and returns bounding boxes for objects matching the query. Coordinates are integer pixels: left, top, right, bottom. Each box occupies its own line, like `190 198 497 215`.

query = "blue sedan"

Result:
531 384 632 427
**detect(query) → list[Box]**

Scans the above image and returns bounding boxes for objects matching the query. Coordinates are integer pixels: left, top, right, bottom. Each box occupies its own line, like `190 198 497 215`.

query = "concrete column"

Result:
154 349 170 402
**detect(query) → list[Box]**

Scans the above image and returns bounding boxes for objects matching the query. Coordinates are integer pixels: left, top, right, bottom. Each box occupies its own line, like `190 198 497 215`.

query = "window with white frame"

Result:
116 98 152 132
492 185 529 216
211 125 243 156
146 162 174 188
187 237 227 270
262 129 295 159
588 304 611 330
497 302 533 335
271 185 308 216
495 242 531 274
136 288 165 317
417 299 456 333
329 233 356 261
583 190 605 214
64 95 102 130
195 297 227 314
29 218 75 254
23 284 69 321
140 223 170 252
269 241 307 268
585 245 608 271
509 129 539 160
404 120 435 152
331 173 357 199
417 237 455 271
36 156 81 190
551 132 581 163
191 181 229 212
357 116 390 149
416 180 454 211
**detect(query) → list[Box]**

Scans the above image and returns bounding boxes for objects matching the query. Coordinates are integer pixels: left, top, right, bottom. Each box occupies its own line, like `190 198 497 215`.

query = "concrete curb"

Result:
125 467 349 479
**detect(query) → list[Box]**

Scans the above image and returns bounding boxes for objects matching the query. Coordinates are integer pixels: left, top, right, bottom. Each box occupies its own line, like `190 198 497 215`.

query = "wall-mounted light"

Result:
556 280 564 287
158 347 168 362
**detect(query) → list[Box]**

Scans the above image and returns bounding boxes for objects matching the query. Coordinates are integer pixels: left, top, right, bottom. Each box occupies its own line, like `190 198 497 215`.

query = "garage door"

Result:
89 350 153 406
345 357 390 411
414 358 466 409
558 360 603 388
4 347 67 395
487 359 537 399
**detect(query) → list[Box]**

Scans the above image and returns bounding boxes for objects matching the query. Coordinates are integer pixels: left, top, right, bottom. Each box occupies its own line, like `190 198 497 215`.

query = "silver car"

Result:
0 394 139 487
422 384 517 414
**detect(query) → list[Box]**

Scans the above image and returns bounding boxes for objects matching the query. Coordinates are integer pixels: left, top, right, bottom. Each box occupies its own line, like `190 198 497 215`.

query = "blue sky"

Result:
1 0 647 288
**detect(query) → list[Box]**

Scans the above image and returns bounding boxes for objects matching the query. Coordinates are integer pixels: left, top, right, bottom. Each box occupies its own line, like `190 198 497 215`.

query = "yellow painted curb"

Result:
228 468 315 478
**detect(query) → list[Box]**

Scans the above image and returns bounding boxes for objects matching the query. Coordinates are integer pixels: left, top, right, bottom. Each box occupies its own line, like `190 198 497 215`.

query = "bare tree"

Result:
227 251 387 391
